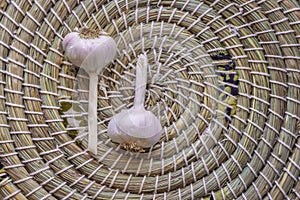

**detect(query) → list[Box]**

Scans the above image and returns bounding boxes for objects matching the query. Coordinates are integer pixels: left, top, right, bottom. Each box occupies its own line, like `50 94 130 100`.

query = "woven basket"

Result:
0 0 300 199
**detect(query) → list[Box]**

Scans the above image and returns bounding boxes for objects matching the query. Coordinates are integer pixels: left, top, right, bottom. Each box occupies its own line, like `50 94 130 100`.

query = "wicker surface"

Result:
0 0 299 199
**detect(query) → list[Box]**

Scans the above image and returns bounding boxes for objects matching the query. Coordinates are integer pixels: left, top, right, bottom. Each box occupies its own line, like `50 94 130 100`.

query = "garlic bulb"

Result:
107 55 162 150
62 28 117 74
63 28 117 154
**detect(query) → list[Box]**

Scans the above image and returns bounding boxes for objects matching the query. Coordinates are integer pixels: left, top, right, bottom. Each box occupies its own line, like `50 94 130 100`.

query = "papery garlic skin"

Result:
107 55 162 149
108 108 162 147
63 30 117 74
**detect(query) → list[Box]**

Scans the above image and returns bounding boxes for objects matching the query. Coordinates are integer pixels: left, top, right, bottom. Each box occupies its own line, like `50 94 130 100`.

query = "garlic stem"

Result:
134 55 148 109
88 72 98 154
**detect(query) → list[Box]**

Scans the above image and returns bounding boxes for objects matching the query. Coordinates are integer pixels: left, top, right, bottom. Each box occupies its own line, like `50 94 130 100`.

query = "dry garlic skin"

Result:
62 31 117 74
107 109 162 148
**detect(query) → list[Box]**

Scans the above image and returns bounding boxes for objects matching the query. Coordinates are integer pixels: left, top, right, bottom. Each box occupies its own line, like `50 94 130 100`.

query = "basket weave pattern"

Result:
0 0 300 199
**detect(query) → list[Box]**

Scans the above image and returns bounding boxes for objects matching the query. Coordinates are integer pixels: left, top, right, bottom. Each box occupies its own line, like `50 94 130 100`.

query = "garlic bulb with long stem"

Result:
63 28 117 154
107 55 162 151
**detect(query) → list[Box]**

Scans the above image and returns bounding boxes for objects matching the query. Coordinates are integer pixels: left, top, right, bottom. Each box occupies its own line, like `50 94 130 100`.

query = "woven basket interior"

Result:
0 0 300 199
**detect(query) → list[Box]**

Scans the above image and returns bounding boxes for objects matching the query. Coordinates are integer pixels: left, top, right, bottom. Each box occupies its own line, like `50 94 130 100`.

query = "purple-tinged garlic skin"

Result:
62 30 117 74
107 108 162 148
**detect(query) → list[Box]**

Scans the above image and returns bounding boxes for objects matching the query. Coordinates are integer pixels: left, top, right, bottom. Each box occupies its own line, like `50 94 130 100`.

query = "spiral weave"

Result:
0 0 299 199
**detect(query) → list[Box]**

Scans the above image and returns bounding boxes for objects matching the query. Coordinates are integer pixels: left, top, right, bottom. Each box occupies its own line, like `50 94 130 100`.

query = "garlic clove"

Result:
107 113 128 145
62 32 78 51
123 109 161 137
81 37 117 74
118 111 162 147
